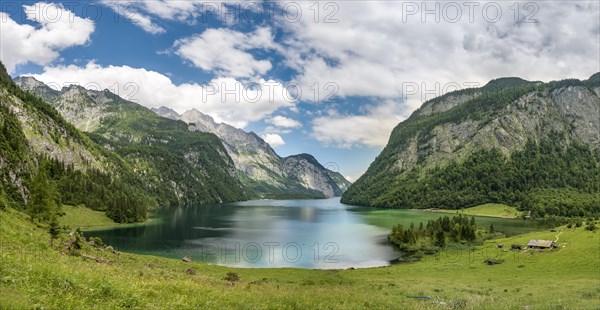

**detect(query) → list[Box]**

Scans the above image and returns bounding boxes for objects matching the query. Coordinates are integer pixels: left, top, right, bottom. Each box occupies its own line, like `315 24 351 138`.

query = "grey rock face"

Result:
382 78 600 175
551 86 600 148
166 108 352 198
1 88 102 171
151 106 180 120
282 154 342 198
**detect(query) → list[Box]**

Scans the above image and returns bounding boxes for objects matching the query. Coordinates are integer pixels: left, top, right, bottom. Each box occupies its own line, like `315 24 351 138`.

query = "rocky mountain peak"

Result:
154 107 351 198
180 109 220 132
13 76 47 89
152 106 180 120
13 76 60 101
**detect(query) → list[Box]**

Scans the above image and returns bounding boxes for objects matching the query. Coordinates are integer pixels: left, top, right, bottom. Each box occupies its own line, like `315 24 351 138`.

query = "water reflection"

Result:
87 198 400 268
86 198 544 269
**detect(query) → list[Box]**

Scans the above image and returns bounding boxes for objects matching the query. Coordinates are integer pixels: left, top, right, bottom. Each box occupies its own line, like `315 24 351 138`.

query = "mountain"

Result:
1 62 154 222
159 108 352 198
14 76 247 207
151 106 180 120
342 74 600 217
14 76 351 200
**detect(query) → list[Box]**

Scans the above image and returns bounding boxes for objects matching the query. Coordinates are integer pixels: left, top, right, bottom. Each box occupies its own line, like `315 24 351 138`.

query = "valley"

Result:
1 1 599 308
1 61 599 308
1 207 598 309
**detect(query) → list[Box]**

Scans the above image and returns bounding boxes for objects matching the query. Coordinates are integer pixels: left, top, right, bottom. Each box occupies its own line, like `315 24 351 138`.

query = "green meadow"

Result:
1 207 599 309
59 205 122 229
59 205 162 231
430 204 522 218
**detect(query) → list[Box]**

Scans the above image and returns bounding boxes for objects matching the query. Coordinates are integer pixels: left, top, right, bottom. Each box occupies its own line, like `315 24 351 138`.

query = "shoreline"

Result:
78 217 162 231
419 208 519 219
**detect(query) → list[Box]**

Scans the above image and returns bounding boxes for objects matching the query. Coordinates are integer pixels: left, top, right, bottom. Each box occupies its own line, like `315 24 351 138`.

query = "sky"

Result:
1 0 599 181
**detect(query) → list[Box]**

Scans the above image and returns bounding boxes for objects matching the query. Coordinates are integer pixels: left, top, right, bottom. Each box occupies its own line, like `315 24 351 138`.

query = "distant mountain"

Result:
1 62 154 222
151 106 180 120
157 108 352 198
14 76 247 207
342 74 600 217
14 76 351 200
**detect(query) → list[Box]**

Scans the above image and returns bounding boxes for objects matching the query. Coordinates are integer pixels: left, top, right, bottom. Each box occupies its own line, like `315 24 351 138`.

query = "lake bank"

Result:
82 198 550 268
2 207 598 309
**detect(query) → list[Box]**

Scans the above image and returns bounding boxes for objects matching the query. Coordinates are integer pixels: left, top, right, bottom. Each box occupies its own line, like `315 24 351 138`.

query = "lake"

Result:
86 198 548 269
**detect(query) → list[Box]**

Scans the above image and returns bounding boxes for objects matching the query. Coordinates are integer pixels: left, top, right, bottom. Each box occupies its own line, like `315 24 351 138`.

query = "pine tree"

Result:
27 160 57 222
49 217 61 244
435 230 446 247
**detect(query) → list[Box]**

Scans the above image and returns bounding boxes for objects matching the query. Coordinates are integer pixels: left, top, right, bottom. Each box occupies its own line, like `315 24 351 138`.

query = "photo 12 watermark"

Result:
166 241 340 265
400 1 539 23
0 1 341 25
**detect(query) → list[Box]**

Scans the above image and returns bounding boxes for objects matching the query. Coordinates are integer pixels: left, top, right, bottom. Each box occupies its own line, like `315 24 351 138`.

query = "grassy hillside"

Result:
59 205 118 228
433 203 521 218
58 205 162 230
1 207 598 309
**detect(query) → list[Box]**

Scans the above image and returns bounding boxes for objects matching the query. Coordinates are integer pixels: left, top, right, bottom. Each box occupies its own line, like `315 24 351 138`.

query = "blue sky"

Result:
1 0 599 180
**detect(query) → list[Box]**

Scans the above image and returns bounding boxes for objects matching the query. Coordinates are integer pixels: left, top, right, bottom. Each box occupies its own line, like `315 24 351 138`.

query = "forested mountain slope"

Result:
0 62 154 222
14 76 248 206
342 74 600 217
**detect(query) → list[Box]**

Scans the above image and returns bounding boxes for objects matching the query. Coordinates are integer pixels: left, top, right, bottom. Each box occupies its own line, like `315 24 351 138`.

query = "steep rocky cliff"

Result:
342 74 600 216
160 108 352 198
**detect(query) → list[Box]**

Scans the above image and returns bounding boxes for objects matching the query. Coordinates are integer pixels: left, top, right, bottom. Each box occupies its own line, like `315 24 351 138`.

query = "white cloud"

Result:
28 62 295 128
100 1 165 34
264 126 291 135
266 116 301 128
262 133 285 147
132 0 201 21
276 1 599 106
174 27 275 78
270 1 599 147
311 102 405 148
99 0 238 34
0 2 94 73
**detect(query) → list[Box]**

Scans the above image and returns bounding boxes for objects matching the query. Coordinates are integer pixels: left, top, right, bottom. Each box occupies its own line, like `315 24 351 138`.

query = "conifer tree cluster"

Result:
388 215 477 251
31 156 151 223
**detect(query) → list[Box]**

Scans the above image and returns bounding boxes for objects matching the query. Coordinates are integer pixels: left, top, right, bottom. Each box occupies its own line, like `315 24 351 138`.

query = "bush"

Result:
49 218 61 240
223 272 240 282
585 223 597 232
63 230 84 256
89 236 104 247
484 258 505 265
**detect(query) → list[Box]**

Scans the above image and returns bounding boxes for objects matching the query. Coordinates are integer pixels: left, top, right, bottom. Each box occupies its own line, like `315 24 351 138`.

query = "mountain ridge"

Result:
162 107 352 198
341 73 600 217
15 77 351 200
14 76 248 207
1 62 154 222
